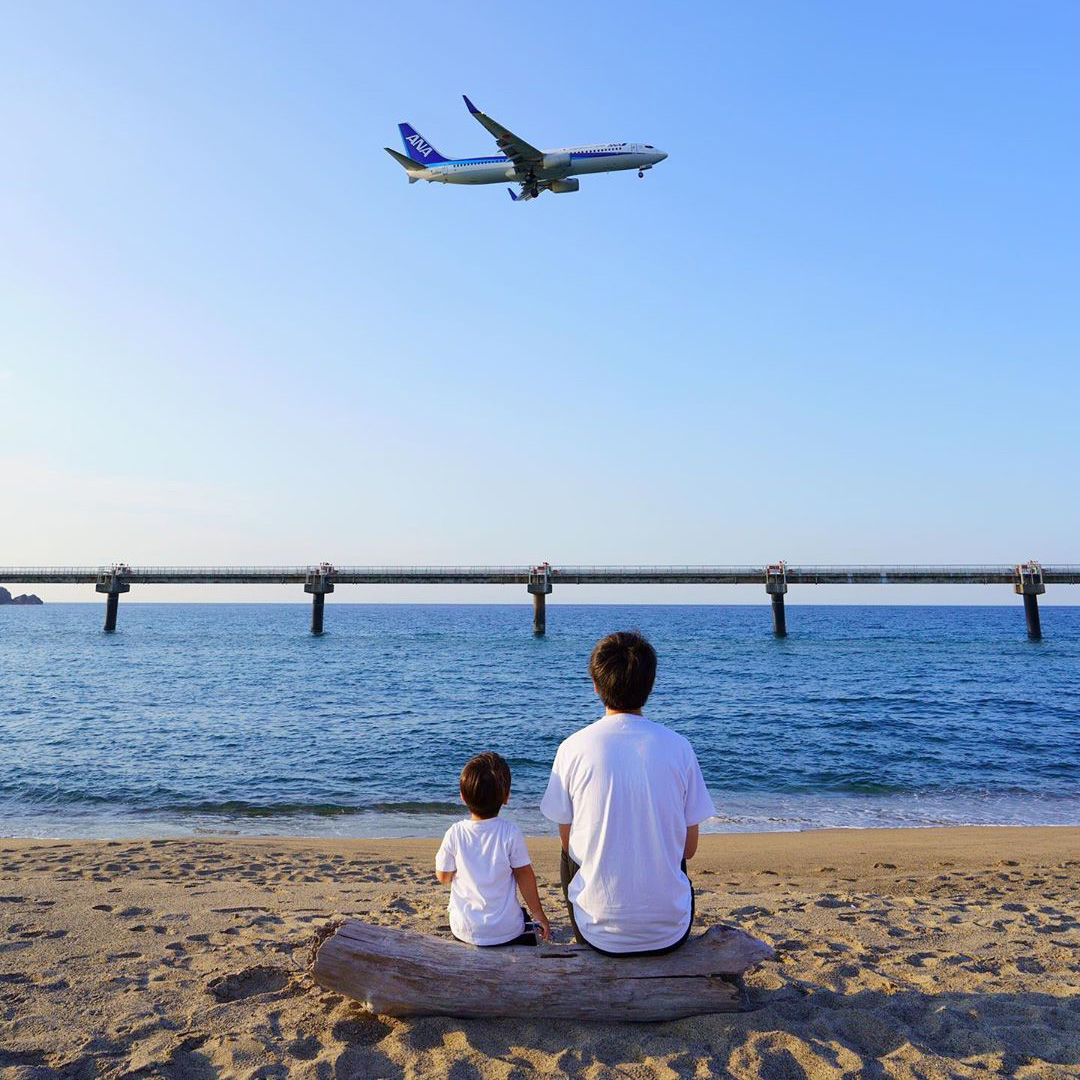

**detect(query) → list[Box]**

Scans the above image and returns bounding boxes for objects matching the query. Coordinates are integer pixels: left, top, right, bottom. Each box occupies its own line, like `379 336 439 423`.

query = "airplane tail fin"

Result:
398 122 449 164
385 147 425 182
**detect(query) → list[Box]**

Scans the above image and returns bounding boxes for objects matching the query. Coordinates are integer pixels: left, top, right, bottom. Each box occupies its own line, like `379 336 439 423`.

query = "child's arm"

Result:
435 828 456 884
683 824 700 860
512 865 551 941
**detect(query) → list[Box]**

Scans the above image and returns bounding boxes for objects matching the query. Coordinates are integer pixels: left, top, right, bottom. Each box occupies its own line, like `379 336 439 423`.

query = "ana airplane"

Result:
385 95 667 203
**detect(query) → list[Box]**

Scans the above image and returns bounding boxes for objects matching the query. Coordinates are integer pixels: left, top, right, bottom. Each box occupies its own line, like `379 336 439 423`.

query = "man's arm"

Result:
558 823 571 853
683 824 699 861
435 869 455 885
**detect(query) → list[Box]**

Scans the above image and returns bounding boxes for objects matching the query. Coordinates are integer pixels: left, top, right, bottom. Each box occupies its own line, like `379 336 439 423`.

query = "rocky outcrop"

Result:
0 586 43 605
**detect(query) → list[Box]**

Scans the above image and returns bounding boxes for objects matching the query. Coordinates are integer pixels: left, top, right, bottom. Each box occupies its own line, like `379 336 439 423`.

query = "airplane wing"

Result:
463 95 543 168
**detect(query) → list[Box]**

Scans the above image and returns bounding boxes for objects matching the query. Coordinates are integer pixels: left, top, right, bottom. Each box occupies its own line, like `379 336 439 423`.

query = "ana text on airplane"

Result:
384 96 667 203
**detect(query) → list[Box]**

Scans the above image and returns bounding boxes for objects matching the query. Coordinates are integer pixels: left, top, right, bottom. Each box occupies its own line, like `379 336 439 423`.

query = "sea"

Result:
2 603 1078 839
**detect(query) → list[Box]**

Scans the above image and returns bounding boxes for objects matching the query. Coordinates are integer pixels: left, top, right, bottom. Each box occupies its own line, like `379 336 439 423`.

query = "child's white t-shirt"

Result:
435 817 531 946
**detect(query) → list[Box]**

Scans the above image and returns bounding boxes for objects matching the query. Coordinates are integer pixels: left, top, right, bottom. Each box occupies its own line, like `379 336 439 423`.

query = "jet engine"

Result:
541 152 572 174
549 178 580 194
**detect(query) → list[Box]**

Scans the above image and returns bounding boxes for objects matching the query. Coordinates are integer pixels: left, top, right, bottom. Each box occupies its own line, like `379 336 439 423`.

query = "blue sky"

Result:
2 2 1078 604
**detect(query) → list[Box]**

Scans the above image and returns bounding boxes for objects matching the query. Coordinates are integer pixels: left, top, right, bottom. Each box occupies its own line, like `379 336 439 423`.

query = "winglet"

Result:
385 147 425 183
463 94 480 115
508 188 518 201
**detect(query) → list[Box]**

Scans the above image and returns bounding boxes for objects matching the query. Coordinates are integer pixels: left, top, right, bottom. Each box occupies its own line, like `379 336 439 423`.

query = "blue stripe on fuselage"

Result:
437 151 630 166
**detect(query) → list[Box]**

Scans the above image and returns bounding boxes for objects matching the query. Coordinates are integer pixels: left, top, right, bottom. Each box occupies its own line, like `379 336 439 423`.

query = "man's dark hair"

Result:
459 752 512 819
589 631 657 712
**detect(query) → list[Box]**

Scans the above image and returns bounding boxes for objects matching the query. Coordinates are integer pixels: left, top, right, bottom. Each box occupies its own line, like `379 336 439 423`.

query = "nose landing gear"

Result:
638 170 644 178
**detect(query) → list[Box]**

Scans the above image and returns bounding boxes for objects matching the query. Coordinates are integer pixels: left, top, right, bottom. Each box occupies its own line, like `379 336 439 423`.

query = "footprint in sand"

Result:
904 951 939 968
206 965 295 1002
286 1033 323 1060
331 1014 392 1046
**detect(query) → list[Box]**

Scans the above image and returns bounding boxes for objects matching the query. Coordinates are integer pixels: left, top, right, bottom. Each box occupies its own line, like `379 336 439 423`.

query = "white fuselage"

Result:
423 142 667 185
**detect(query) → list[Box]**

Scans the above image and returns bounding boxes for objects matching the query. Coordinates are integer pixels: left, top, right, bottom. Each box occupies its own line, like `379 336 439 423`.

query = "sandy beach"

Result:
1 826 1078 1078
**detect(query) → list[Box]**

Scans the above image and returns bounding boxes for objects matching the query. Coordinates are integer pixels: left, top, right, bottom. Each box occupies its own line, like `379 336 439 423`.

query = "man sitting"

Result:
539 631 715 955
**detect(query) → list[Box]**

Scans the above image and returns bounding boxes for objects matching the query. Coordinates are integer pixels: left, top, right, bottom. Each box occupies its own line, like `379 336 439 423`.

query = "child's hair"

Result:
589 631 657 712
460 752 512 819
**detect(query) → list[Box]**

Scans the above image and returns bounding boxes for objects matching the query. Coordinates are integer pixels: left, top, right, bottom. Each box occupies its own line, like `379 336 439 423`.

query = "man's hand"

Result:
533 911 551 942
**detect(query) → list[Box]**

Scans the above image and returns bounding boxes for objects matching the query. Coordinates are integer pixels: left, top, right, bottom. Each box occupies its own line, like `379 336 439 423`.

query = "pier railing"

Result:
2 562 1076 638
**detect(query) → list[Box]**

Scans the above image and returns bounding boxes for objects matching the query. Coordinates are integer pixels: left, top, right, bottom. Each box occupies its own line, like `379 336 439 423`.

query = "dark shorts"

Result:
560 849 695 957
452 907 538 948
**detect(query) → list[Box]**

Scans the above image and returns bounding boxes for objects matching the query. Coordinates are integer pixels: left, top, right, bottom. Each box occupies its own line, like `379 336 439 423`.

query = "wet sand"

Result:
2 827 1079 1078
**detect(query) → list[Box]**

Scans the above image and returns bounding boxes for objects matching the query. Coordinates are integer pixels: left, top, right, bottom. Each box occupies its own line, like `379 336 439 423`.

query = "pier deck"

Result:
2 563 1076 638
4 564 1079 586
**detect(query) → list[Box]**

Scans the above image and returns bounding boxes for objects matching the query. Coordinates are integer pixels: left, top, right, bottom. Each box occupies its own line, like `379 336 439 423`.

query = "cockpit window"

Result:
645 144 654 149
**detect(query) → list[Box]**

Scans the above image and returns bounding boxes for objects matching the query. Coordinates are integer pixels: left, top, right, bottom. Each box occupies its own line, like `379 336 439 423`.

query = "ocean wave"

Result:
158 799 463 818
0 787 462 819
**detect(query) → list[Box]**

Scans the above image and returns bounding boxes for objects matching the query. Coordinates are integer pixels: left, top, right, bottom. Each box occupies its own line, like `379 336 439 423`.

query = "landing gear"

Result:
530 184 540 199
638 170 645 178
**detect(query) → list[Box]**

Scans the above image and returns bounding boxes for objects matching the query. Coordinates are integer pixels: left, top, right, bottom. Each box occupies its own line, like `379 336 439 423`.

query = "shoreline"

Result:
5 793 1079 841
5 821 1078 858
2 825 1078 1076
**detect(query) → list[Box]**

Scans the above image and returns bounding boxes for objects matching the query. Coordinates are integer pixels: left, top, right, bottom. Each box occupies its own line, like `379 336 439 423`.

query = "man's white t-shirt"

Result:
540 713 715 953
435 817 530 946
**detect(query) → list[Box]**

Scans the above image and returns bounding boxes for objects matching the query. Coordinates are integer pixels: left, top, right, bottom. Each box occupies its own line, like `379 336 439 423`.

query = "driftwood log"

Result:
310 920 776 1021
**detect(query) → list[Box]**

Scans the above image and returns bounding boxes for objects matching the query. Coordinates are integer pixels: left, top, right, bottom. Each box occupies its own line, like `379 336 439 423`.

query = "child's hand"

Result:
533 913 551 942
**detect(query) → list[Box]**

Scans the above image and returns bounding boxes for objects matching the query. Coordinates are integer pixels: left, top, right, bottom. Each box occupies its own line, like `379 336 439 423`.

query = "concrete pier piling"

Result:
765 562 788 637
528 563 553 636
95 566 131 633
310 592 326 635
304 563 336 636
1014 561 1045 640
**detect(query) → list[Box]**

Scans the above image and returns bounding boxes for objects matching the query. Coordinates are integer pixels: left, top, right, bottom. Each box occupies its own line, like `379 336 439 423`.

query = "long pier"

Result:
2 562 1077 640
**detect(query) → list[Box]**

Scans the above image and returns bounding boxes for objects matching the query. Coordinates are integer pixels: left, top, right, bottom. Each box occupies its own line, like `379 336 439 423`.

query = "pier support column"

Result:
95 566 131 633
527 563 553 636
765 562 788 638
1014 562 1045 640
305 563 336 636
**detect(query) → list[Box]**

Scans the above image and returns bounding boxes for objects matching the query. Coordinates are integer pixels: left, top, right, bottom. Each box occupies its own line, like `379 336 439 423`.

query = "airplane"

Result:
384 95 667 203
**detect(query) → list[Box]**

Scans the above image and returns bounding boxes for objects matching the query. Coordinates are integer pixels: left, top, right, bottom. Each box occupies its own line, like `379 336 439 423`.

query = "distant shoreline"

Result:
0 586 42 605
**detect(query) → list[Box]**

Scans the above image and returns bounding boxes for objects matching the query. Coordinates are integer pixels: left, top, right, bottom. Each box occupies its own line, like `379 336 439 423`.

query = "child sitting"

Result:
435 752 551 946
